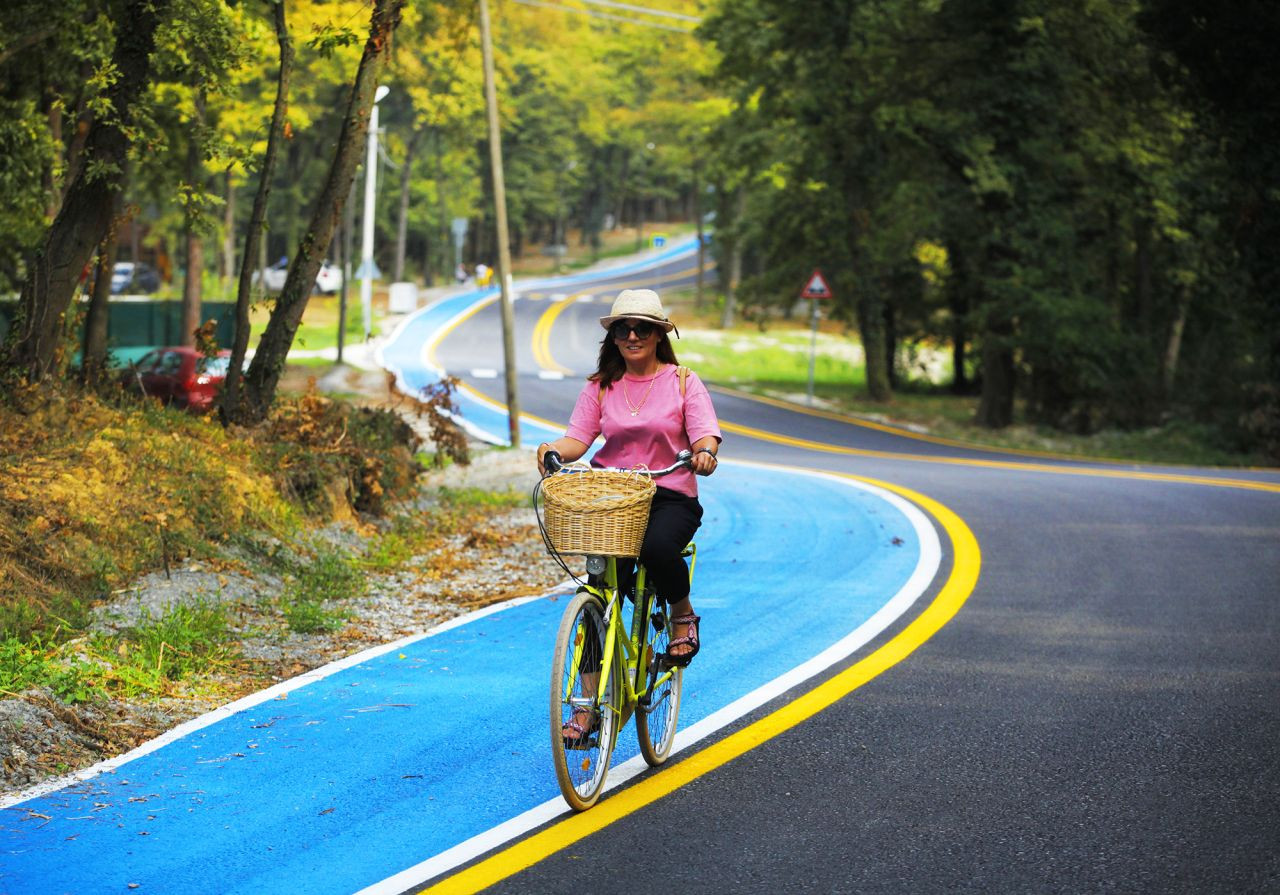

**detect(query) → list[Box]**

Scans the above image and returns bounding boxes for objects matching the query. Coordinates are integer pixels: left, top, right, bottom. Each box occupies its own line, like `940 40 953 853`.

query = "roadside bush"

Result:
255 390 423 517
0 393 293 640
1238 382 1280 464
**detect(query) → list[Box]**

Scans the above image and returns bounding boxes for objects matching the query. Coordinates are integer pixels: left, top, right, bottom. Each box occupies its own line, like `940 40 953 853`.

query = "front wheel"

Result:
550 590 618 811
635 593 683 766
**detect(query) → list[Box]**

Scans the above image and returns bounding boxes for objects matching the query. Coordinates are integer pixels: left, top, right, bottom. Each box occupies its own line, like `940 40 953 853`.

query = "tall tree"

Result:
236 0 408 423
2 0 172 382
222 0 292 424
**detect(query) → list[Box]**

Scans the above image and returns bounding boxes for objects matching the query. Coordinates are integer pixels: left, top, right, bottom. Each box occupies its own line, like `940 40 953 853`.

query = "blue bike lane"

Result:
2 263 943 894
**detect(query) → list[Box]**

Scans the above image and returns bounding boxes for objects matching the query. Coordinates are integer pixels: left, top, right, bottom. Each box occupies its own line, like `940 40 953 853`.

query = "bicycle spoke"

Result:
551 591 618 810
635 591 682 766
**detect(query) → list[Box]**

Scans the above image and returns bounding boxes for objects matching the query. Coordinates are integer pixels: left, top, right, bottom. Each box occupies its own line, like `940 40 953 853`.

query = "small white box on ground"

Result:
388 281 418 313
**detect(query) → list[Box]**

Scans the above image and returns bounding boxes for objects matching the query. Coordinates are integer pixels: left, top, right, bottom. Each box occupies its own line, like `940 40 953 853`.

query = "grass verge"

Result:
665 292 1269 468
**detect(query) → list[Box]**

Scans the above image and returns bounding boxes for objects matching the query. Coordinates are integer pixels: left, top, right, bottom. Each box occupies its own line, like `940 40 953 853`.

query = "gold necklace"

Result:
621 374 657 416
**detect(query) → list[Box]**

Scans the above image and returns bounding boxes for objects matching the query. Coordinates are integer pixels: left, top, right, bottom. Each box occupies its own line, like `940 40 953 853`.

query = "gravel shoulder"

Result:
1 368 569 803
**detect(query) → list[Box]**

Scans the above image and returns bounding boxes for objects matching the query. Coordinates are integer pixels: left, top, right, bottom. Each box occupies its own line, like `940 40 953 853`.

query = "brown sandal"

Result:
561 706 600 749
664 614 701 668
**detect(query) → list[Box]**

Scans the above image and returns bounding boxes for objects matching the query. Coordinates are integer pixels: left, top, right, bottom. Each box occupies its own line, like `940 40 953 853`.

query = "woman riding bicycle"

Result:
536 289 722 705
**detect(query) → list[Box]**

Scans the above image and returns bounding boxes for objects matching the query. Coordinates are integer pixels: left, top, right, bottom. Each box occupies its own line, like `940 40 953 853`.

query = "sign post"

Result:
800 270 834 406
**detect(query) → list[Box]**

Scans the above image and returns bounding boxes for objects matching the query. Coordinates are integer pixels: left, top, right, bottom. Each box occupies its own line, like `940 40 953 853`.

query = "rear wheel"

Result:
550 590 618 810
635 591 682 766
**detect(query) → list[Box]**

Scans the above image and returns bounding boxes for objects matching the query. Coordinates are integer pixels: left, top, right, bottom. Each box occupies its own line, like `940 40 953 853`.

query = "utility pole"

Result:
479 0 521 448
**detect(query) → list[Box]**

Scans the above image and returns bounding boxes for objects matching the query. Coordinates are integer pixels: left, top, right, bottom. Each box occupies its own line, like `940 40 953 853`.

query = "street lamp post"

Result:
360 84 391 342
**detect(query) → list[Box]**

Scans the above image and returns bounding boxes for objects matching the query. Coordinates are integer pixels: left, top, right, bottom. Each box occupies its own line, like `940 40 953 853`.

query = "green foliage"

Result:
701 0 1278 448
0 601 235 702
0 636 96 704
280 547 363 634
434 487 527 511
120 602 235 684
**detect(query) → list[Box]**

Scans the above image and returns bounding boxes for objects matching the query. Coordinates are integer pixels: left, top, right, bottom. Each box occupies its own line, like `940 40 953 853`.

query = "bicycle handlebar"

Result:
541 449 694 478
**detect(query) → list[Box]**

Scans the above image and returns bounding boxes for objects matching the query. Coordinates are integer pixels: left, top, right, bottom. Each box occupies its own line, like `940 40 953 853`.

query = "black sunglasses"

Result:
610 320 657 340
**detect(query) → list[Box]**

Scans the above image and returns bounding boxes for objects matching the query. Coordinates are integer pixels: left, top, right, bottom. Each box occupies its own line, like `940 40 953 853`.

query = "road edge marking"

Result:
719 420 1280 493
413 475 979 895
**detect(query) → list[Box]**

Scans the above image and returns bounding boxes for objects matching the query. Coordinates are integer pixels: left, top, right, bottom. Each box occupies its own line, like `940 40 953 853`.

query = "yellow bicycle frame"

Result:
562 546 696 731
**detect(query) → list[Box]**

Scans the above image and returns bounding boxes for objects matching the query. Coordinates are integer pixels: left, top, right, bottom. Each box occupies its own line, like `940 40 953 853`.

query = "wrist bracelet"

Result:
696 447 717 460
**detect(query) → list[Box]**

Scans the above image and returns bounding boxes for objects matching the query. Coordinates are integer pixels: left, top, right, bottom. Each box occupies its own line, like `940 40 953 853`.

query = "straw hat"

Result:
599 289 677 334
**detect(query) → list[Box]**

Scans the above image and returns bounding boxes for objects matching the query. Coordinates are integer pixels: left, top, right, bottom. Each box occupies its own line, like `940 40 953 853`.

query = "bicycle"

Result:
535 450 699 811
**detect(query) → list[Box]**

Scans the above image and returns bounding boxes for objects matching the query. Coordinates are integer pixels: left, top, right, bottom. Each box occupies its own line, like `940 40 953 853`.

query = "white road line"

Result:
0 592 567 810
355 461 942 894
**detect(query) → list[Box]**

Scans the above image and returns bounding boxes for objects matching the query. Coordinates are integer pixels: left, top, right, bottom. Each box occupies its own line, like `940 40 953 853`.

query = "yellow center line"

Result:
530 263 718 375
418 476 979 894
425 295 499 372
530 294 579 375
719 420 1280 494
713 386 1280 472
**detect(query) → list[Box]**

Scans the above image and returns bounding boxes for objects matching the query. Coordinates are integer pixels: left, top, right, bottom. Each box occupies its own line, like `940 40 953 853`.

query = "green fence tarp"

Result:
0 299 237 357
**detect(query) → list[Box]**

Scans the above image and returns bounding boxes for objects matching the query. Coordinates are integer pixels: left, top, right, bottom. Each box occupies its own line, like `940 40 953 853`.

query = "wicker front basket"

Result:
541 469 656 557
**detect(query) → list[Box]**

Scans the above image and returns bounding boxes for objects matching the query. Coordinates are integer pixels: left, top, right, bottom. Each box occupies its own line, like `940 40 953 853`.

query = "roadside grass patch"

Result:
364 514 439 572
679 329 868 390
1 601 237 702
433 486 526 511
279 547 364 634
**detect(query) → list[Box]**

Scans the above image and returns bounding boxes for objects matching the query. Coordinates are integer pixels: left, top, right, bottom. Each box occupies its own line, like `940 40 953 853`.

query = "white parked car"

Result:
251 258 343 294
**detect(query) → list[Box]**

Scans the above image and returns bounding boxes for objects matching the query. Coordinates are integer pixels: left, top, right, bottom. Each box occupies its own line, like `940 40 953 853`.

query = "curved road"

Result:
420 244 1280 893
3 240 1275 894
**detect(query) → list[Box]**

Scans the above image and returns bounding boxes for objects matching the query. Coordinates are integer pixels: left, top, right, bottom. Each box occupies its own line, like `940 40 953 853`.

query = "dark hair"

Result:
588 331 679 390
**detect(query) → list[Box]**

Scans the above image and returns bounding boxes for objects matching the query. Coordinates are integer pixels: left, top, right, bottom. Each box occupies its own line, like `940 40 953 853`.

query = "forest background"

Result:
1 0 1277 453
1 0 1279 769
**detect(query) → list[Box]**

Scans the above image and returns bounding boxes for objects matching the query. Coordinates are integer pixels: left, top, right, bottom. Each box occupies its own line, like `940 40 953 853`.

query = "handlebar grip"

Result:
543 450 563 473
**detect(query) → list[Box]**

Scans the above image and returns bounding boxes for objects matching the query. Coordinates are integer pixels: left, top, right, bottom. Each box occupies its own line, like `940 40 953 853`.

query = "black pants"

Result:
617 487 703 605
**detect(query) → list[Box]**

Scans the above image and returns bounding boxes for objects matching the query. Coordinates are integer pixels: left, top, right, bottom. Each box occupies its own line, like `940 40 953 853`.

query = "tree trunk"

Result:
2 0 170 382
856 289 891 402
182 238 203 346
181 91 206 348
222 171 237 296
883 298 898 392
976 327 1016 428
238 0 407 423
222 0 293 424
394 127 424 282
82 196 124 382
694 165 705 309
1133 215 1153 332
1161 284 1191 401
720 187 744 329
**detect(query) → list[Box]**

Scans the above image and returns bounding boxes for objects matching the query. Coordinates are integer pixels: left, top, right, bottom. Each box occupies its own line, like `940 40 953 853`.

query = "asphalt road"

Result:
426 250 1280 893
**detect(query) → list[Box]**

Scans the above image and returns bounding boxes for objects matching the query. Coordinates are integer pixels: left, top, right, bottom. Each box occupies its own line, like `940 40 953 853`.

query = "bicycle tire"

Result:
550 589 619 810
635 589 683 767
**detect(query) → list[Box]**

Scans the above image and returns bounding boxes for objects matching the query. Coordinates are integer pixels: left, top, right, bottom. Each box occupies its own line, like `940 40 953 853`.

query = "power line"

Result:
575 0 701 24
511 0 699 33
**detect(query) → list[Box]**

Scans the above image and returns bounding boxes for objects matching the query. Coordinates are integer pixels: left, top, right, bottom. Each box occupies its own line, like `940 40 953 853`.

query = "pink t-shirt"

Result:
564 365 722 498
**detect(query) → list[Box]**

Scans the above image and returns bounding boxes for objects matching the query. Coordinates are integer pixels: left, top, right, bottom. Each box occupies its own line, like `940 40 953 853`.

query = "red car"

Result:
122 347 234 413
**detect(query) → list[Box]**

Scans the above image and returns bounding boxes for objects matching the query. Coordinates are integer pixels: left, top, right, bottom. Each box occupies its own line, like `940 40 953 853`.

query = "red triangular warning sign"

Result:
801 270 833 299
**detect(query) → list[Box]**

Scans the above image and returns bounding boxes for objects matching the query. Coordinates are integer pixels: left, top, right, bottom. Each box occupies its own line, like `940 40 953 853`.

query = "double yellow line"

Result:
718 418 1280 494
530 292 580 375
529 263 717 376
420 476 979 894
